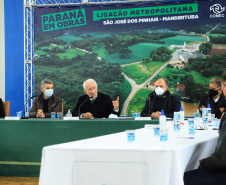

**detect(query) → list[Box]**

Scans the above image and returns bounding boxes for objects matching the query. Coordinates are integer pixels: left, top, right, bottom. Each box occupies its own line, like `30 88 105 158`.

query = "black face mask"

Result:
209 89 219 97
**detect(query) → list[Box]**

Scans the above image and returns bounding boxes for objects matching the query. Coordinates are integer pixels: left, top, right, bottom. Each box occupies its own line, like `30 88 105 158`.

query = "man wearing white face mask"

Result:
141 78 181 118
29 79 62 118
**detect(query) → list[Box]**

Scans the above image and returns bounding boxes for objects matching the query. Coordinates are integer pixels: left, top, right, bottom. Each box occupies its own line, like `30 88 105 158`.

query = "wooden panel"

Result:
0 176 39 185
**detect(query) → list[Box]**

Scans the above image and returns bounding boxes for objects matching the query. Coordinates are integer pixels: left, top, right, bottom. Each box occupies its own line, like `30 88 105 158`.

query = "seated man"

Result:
0 98 5 118
29 79 62 118
184 72 226 185
141 78 181 118
72 79 120 118
199 78 226 119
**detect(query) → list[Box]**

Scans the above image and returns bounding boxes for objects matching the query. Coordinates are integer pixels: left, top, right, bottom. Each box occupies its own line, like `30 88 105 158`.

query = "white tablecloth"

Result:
39 123 218 185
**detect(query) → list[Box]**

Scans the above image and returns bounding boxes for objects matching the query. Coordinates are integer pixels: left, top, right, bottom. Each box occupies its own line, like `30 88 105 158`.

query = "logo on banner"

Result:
41 9 87 31
210 4 225 18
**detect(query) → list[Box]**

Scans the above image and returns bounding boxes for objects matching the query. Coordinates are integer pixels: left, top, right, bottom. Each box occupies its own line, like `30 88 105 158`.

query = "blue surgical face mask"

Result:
45 89 54 98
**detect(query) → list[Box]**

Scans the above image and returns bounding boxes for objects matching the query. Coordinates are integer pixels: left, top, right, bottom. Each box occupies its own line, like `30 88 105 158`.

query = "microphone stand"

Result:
21 95 36 119
78 96 92 119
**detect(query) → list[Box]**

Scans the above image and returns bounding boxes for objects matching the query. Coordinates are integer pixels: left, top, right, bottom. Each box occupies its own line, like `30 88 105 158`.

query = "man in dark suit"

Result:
141 78 181 118
199 78 226 119
0 98 5 118
72 79 120 118
184 72 226 185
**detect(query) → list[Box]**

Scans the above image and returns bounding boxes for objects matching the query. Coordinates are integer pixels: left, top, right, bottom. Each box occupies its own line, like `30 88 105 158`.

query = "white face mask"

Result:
155 87 165 96
45 89 54 98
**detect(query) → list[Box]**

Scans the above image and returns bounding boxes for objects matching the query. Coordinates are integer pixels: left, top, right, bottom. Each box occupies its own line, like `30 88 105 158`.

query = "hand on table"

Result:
151 111 161 119
36 109 45 118
199 105 206 112
82 112 94 119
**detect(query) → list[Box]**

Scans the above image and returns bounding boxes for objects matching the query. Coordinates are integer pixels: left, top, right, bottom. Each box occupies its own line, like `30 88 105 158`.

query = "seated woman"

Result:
0 98 5 118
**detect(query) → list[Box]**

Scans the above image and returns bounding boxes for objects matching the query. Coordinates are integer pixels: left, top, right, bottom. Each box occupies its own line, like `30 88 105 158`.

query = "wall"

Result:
4 0 24 116
0 0 5 100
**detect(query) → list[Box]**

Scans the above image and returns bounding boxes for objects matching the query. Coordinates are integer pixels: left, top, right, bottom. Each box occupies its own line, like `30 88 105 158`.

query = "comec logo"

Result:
210 4 225 18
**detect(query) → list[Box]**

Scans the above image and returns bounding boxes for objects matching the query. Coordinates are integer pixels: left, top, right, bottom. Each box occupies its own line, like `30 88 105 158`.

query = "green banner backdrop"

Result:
34 0 226 116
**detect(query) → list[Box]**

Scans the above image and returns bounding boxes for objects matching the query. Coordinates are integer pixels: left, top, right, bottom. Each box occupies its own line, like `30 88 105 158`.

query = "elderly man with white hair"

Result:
72 79 120 118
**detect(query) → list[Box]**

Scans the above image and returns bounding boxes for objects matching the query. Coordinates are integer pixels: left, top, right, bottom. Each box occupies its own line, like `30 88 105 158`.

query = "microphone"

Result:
77 96 92 118
21 95 36 119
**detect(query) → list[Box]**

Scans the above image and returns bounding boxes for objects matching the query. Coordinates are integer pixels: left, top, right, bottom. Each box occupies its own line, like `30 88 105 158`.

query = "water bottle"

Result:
180 106 184 128
66 109 72 117
202 107 208 124
207 104 211 123
159 110 166 130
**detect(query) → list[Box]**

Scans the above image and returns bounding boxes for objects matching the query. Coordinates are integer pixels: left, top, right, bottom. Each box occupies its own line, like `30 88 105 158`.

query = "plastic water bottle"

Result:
207 104 211 123
180 106 184 128
66 109 72 117
159 110 166 130
202 106 208 124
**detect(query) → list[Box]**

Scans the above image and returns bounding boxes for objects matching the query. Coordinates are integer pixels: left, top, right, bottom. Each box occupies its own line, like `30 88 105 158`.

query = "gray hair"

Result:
41 79 53 88
83 79 97 90
210 78 221 88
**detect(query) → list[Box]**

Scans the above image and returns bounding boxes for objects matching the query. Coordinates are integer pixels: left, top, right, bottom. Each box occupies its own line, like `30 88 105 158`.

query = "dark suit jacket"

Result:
141 91 181 118
72 92 120 118
199 93 226 119
200 114 226 170
0 98 5 118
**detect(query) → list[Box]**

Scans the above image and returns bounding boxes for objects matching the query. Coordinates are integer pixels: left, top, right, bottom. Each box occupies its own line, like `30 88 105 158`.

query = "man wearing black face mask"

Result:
199 78 226 119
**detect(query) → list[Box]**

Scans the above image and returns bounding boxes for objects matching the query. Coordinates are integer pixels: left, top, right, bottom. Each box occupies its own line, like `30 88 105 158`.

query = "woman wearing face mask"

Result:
29 79 63 118
199 78 226 119
0 98 5 118
141 78 181 118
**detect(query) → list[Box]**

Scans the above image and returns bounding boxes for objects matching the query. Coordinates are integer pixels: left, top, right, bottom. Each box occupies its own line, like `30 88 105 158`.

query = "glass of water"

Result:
160 129 168 142
57 112 62 119
173 112 180 122
174 121 180 132
16 111 22 118
132 112 140 118
215 120 220 129
51 112 56 119
126 130 136 142
154 126 160 136
188 119 196 135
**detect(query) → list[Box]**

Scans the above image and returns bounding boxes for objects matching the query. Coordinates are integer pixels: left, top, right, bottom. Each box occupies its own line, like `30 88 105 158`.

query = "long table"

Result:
0 118 158 176
39 124 219 185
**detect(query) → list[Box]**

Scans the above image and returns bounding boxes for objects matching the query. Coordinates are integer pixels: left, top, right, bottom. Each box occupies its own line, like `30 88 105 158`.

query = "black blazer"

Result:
72 92 120 118
0 98 5 118
199 93 226 119
141 91 181 118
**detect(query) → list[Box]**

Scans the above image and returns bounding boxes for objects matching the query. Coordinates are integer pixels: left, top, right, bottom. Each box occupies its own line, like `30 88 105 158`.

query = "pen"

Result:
177 137 195 139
